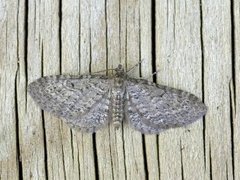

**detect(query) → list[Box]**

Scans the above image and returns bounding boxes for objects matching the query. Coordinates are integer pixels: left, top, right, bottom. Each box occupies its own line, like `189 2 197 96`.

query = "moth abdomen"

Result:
111 75 125 129
112 97 124 129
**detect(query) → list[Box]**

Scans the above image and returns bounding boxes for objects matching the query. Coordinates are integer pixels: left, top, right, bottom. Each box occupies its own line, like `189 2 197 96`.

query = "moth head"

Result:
115 64 125 77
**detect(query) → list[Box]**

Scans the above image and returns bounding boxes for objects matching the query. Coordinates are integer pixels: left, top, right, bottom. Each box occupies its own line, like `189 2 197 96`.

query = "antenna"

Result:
126 59 144 74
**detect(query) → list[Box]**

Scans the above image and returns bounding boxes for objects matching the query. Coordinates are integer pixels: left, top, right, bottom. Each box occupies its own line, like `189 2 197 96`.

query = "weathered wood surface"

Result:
0 0 238 179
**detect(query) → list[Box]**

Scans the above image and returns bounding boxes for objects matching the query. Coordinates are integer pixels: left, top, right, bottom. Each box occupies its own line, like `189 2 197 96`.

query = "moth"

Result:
28 64 207 134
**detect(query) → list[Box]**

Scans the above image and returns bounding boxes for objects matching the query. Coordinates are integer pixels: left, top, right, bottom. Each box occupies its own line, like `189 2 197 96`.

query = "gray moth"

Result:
28 64 207 134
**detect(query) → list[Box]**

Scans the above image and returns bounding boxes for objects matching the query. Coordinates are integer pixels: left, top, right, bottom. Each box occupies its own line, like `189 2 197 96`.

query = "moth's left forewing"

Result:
125 78 207 134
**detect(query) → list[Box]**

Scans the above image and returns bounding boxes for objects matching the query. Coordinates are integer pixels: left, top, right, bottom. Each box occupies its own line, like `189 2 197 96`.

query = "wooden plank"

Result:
233 0 240 179
106 0 126 179
79 0 97 180
1 0 238 179
0 0 19 179
15 0 26 179
201 0 233 179
60 0 88 179
41 0 67 180
156 0 205 179
88 0 113 180
122 0 146 179
20 0 48 179
140 0 160 180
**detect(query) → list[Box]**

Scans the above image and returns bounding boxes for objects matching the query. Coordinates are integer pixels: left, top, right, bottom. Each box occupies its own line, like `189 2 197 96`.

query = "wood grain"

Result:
0 0 19 179
156 0 205 179
233 0 240 179
202 1 233 179
0 0 237 179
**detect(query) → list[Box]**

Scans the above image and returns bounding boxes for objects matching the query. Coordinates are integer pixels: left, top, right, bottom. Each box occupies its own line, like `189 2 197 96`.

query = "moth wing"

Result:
28 75 112 132
125 78 207 134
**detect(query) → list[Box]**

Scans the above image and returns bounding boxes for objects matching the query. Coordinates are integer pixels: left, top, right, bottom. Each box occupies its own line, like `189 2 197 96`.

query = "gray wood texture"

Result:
0 0 238 179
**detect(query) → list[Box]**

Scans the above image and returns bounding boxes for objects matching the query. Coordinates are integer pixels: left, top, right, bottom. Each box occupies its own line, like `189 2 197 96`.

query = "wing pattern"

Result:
125 78 207 134
28 75 112 132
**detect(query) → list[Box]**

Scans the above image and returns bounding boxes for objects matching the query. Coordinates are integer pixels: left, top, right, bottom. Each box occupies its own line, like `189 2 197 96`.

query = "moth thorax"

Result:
115 64 125 77
112 76 124 129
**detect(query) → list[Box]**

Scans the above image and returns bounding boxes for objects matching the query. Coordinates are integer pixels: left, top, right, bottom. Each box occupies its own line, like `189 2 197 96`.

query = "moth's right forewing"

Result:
28 75 112 132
